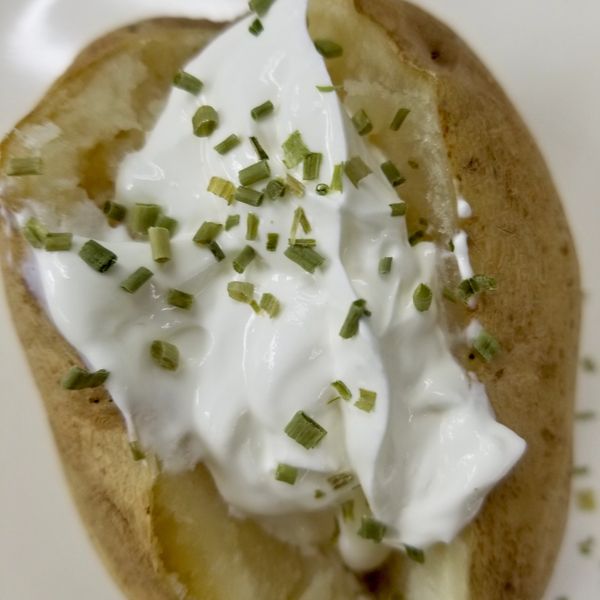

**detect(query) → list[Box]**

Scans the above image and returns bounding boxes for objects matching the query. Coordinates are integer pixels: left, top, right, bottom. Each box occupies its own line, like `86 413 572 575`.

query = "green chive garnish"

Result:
214 134 241 155
332 380 352 401
266 178 287 200
150 340 179 371
61 366 109 390
44 232 72 252
249 0 275 16
408 159 420 170
248 18 263 36
227 281 255 304
315 489 326 499
260 292 280 318
129 441 146 462
379 257 393 275
582 357 597 373
173 70 203 95
209 241 225 262
354 388 376 412
282 130 310 168
130 203 160 236
390 108 411 131
103 201 127 224
120 267 153 293
290 206 311 242
239 159 271 186
408 230 425 246
148 227 171 263
327 472 354 489
341 500 354 521
316 183 329 196
473 330 501 362
303 152 322 181
284 411 327 449
405 545 425 563
357 517 386 543
286 174 305 197
193 221 222 245
167 289 194 310
578 537 594 556
344 156 372 187
275 463 298 485
266 233 279 251
79 240 117 273
330 163 344 193
7 157 42 176
352 109 373 136
576 489 597 511
155 215 178 237
22 217 48 248
316 84 343 93
457 275 497 301
250 136 269 160
246 213 259 241
236 186 264 207
413 283 432 312
381 161 406 187
251 100 274 121
389 202 407 217
225 214 241 231
208 176 236 204
339 299 370 339
233 245 256 273
289 238 316 247
284 245 324 273
314 39 343 58
192 105 219 137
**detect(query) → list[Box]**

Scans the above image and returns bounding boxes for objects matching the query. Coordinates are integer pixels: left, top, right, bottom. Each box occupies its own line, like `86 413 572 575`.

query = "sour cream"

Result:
26 0 524 570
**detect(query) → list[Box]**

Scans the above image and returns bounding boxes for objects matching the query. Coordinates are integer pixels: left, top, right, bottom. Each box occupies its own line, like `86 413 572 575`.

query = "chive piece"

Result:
473 330 501 362
442 287 458 303
332 380 352 401
316 84 343 93
458 275 497 302
155 215 178 237
103 201 127 224
405 545 425 563
572 465 590 477
248 18 263 36
249 0 275 16
193 222 222 245
316 183 329 196
150 340 179 371
286 174 305 197
329 163 344 193
266 178 287 200
79 240 117 272
315 489 326 499
314 39 343 58
208 176 236 204
344 156 372 187
192 105 219 137
408 159 420 170
239 160 271 186
390 108 411 131
209 241 226 262
389 202 407 217
379 257 393 275
413 284 433 312
120 267 153 293
284 411 327 449
214 134 241 155
7 157 42 176
236 186 264 207
225 214 241 231
327 472 354 490
173 70 203 95
42 232 72 252
227 281 255 304
578 537 595 556
129 441 145 461
250 136 269 160
246 213 260 241
576 410 597 421
233 245 256 273
576 489 597 511
251 100 274 121
357 517 386 543
303 152 323 181
341 500 355 522
285 245 325 273
355 388 377 413
408 230 425 246
352 109 373 136
275 463 298 485
290 206 311 242
260 293 280 318
581 357 597 372
289 238 316 247
448 240 455 252
167 289 194 310
130 203 161 236
339 299 370 339
266 233 279 252
381 161 406 187
282 130 310 168
148 227 171 263
61 366 110 390
22 217 48 248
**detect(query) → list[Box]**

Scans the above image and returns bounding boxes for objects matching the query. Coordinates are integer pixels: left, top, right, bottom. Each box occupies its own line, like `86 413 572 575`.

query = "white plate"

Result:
0 1 598 598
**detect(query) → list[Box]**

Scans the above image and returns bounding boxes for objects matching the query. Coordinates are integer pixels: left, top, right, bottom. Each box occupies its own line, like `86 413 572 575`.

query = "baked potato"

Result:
0 0 580 599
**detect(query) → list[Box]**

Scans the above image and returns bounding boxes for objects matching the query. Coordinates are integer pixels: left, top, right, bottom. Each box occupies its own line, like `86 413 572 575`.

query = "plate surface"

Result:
0 1 598 598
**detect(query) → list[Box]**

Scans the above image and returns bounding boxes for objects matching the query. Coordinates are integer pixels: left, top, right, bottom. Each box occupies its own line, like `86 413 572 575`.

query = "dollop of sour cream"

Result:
27 0 524 569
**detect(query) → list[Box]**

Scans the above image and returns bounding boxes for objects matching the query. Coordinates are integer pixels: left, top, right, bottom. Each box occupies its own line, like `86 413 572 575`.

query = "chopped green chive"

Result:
61 366 109 390
227 281 255 304
233 245 256 273
576 410 597 421
572 465 590 477
408 159 420 170
260 293 281 318
173 70 203 95
389 202 407 217
355 388 377 413
330 163 344 193
266 233 279 251
155 215 178 237
129 441 146 461
103 201 127 224
316 84 343 93
332 380 352 401
208 176 236 204
235 186 264 207
209 241 226 262
282 130 310 168
442 287 458 303
381 161 406 187
339 299 371 339
150 340 179 371
249 0 275 16
286 174 305 197
7 157 42 176
130 203 161 236
448 240 455 252
357 517 386 543
581 356 597 372
576 489 597 511
379 257 393 275
225 214 240 231
303 152 322 181
290 206 311 243
248 18 263 36
578 536 594 556
473 330 501 362
266 178 287 200
390 108 411 131
344 156 372 187
79 240 117 273
352 109 373 136
408 230 425 246
284 245 325 273
405 545 425 563
275 463 298 485
192 105 219 137
22 217 48 248
327 472 354 490
251 100 274 121
341 500 354 522
148 227 171 263
120 267 153 293
193 221 222 245
250 136 269 160
458 275 497 301
239 159 271 186
314 489 326 499
289 238 316 247
214 134 241 155
44 232 72 252
284 411 327 449
167 289 194 310
316 183 329 196
314 39 343 58
413 283 433 312
246 213 260 240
